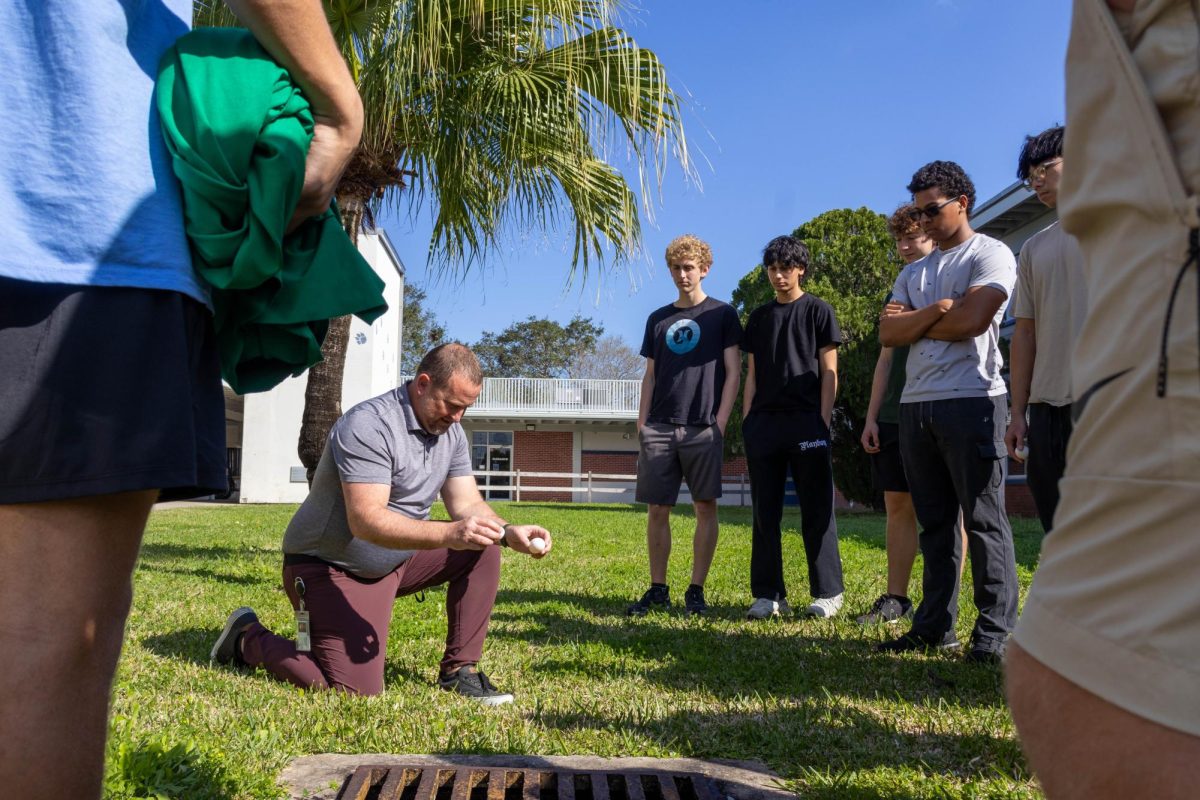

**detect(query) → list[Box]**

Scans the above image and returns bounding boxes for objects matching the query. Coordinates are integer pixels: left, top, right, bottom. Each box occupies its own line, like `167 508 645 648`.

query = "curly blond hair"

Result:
664 234 713 270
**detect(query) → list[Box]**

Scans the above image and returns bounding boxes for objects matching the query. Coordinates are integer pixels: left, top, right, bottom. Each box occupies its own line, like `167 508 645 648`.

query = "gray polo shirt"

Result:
891 232 1016 403
282 383 473 578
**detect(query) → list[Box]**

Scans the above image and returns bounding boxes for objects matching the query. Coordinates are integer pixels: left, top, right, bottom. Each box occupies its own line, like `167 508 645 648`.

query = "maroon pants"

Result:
241 546 501 696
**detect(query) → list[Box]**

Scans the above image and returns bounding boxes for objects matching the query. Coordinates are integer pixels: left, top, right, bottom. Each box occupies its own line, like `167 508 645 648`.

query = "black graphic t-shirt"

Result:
640 296 743 426
742 294 842 414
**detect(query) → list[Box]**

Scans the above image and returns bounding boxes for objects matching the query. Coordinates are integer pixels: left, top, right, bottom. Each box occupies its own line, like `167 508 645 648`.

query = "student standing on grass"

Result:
1003 125 1088 534
741 235 846 620
0 2 362 797
212 345 551 705
856 204 968 625
1007 1 1200 796
876 161 1019 664
626 234 742 617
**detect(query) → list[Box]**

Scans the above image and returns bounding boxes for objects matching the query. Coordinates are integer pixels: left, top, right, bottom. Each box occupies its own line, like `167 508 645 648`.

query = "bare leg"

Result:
883 490 919 597
646 503 672 584
958 514 969 581
0 490 156 799
1006 642 1200 799
690 499 719 586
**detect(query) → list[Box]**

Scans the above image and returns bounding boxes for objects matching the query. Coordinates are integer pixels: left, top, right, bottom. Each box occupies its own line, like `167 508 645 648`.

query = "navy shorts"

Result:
0 277 227 503
870 421 909 493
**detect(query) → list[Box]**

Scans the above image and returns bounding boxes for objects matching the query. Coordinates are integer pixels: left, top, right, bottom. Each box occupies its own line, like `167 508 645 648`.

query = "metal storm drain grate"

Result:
336 766 722 800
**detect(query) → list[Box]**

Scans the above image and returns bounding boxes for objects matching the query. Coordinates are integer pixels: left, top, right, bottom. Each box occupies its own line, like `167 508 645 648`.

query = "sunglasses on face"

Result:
1023 158 1063 189
907 197 960 221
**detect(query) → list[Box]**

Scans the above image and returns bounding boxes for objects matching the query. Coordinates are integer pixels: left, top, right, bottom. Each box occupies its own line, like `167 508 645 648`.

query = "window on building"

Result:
471 431 513 500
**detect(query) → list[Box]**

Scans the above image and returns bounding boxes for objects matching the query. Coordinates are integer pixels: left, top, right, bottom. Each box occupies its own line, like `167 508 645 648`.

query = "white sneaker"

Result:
746 597 791 619
804 593 844 618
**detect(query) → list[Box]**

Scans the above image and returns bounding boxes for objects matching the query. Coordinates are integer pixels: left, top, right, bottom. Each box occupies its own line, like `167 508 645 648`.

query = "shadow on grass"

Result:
489 588 1008 710
142 626 218 665
139 541 271 561
137 563 265 586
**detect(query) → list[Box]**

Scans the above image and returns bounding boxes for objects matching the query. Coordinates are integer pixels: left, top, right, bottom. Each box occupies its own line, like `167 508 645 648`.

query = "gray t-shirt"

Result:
891 233 1016 403
282 383 473 578
1010 221 1089 405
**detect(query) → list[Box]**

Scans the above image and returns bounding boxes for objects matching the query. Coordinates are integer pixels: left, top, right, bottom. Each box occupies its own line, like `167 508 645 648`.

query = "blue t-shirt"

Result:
0 1 205 304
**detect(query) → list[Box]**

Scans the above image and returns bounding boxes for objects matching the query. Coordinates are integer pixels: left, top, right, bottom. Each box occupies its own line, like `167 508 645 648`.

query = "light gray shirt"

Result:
282 383 473 578
891 233 1016 403
1010 221 1089 405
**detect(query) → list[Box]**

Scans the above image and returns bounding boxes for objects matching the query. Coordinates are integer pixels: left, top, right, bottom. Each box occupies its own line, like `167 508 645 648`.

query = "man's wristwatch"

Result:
500 523 514 547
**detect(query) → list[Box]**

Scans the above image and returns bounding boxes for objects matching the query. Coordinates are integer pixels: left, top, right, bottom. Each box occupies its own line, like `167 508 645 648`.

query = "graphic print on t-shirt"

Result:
666 318 701 354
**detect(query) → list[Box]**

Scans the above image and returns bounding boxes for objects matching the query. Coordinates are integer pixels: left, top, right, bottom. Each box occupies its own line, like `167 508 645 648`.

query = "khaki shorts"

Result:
1014 0 1200 737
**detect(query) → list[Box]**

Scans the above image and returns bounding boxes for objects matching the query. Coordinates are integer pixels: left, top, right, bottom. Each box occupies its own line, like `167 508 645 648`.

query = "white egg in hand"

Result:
1015 445 1029 461
528 537 547 554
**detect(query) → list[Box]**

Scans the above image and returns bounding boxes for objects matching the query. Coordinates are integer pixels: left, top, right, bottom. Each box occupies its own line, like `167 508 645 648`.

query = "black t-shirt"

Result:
640 296 743 426
742 293 842 413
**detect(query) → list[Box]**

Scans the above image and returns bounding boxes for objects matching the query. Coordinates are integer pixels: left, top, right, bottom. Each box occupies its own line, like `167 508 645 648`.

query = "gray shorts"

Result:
635 422 723 505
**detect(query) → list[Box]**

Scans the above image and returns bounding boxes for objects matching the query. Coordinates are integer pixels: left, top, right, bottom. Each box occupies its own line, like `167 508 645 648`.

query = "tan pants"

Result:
1013 0 1200 737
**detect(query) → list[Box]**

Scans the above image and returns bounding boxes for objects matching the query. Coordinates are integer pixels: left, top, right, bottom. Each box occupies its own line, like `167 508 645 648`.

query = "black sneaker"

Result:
876 630 960 654
210 606 258 665
625 585 670 616
855 594 914 625
965 638 1008 665
683 585 708 616
438 666 514 706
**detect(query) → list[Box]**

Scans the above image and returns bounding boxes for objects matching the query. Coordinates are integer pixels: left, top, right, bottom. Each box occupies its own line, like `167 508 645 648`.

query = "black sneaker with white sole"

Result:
875 630 961 653
438 666 514 706
855 593 914 625
211 606 258 665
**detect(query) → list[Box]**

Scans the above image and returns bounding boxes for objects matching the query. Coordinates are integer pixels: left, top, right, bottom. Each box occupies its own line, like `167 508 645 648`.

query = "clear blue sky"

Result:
378 1 1071 349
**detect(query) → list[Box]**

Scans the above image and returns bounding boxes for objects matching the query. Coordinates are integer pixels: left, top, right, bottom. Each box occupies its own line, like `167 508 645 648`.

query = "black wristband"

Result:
500 523 513 547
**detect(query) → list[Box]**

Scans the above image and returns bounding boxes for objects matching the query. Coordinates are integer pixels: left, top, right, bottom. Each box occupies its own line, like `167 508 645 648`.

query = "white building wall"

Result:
240 231 404 503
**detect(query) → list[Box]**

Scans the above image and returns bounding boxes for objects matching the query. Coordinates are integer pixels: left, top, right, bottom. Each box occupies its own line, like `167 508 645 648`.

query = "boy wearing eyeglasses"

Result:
1003 126 1087 533
876 161 1019 664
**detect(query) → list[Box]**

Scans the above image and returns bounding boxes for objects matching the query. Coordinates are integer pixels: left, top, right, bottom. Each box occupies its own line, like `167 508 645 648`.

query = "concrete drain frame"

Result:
281 755 796 800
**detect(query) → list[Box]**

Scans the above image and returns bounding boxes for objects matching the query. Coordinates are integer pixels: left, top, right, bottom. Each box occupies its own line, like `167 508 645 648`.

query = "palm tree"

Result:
195 0 693 478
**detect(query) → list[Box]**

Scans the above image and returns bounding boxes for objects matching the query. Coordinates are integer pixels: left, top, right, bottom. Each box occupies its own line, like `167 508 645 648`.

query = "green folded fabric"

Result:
156 27 387 394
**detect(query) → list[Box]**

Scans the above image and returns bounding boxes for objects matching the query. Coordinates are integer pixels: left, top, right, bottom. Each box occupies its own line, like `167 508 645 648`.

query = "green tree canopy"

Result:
731 207 902 506
474 315 603 378
400 283 447 375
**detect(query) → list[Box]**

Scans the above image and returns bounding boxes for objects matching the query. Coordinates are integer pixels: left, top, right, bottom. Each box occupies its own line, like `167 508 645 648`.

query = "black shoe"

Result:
855 593 913 625
683 585 708 616
876 630 960 654
965 639 1008 665
438 666 514 706
625 585 670 616
211 606 258 665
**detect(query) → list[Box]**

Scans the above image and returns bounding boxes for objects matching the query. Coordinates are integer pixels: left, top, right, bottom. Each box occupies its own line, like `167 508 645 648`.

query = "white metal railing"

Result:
472 469 756 505
467 377 640 417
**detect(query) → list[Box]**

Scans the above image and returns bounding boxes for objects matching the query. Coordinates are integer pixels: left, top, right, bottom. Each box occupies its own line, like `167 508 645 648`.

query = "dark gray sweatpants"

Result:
900 395 1018 650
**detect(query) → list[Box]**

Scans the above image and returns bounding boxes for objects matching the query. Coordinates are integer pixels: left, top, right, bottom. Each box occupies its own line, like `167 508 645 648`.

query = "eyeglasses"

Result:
1023 158 1062 189
907 197 960 221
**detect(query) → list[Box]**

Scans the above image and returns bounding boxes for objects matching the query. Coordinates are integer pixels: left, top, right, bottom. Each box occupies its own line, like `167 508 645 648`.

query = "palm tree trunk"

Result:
297 196 366 484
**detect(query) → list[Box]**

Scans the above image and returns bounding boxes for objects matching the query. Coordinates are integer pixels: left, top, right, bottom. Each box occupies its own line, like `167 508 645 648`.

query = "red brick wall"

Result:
580 451 637 476
514 431 573 502
1005 459 1038 517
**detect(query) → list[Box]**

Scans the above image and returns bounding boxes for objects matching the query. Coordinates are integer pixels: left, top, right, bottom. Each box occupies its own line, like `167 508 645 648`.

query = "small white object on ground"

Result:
1015 445 1029 461
529 537 547 554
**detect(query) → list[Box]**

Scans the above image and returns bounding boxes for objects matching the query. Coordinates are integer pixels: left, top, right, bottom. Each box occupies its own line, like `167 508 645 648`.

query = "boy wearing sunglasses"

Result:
876 161 1019 664
1003 126 1087 533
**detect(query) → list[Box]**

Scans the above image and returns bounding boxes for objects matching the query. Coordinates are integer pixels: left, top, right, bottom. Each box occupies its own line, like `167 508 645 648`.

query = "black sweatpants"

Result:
744 409 845 601
899 396 1019 650
1026 402 1074 533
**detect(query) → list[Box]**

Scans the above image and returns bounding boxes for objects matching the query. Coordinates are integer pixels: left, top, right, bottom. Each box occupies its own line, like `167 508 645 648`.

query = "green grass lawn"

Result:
107 503 1045 799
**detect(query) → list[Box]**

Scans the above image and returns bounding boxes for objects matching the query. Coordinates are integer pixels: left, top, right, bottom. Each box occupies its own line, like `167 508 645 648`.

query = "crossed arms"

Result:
878 285 1008 347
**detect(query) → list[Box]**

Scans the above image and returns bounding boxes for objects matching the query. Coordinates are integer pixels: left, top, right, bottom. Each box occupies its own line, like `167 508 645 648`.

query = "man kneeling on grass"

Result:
211 343 551 705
